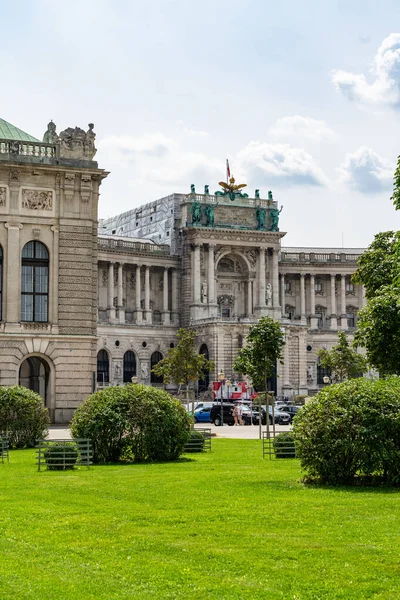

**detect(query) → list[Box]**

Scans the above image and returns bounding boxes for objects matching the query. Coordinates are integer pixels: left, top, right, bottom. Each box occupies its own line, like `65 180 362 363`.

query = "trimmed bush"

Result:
184 429 206 453
0 385 49 448
293 377 400 485
273 432 296 458
71 384 191 463
44 442 78 470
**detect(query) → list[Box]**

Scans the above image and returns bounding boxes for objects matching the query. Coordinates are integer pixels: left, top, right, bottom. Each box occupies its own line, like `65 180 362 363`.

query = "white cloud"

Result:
332 33 400 108
339 147 394 193
236 141 328 188
97 133 177 162
268 115 337 142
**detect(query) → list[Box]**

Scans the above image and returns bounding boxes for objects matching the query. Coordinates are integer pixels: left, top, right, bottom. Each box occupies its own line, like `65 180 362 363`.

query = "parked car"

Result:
193 406 212 423
276 405 302 424
210 403 235 426
254 405 291 425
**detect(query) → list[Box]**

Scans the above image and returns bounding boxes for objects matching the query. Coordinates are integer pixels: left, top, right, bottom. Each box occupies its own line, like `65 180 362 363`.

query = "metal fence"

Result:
262 432 297 460
36 439 92 471
0 437 9 463
184 428 212 453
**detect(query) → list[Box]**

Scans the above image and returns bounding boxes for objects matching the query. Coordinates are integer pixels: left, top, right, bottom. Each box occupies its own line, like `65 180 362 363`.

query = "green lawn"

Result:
1 440 399 599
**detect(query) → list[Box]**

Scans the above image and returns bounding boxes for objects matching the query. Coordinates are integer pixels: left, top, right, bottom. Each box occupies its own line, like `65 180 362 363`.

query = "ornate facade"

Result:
0 119 366 422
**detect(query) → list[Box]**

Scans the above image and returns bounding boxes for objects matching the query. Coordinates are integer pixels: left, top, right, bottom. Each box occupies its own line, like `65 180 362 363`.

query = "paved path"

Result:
48 423 291 441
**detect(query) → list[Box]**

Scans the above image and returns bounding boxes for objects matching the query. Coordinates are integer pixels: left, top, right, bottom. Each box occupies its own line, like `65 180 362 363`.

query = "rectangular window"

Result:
315 282 323 293
284 282 291 293
346 282 355 293
221 308 231 318
347 313 355 328
21 295 33 321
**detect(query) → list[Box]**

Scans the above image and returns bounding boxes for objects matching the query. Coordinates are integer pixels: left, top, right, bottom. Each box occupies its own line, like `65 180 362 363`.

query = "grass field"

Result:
1 439 399 599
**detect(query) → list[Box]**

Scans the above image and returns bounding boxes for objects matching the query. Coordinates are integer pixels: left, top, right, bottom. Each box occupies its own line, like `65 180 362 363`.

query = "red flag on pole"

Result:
226 159 231 182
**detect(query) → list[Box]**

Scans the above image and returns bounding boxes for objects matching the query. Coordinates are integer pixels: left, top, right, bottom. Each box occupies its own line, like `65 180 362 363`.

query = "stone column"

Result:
117 263 125 324
280 273 285 313
50 225 59 331
144 265 152 324
340 274 347 329
162 266 170 325
271 248 280 308
135 264 142 324
309 274 318 329
193 244 201 304
282 329 291 390
330 274 337 329
208 244 216 305
258 247 266 309
300 274 306 324
107 261 116 323
247 279 253 316
171 268 178 324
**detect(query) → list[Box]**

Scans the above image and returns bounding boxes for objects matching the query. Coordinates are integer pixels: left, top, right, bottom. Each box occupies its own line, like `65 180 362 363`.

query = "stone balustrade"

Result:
0 138 58 161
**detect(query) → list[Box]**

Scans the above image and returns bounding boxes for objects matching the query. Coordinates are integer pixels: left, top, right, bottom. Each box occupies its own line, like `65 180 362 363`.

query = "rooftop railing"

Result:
187 193 272 207
280 252 363 263
0 138 58 160
98 237 170 255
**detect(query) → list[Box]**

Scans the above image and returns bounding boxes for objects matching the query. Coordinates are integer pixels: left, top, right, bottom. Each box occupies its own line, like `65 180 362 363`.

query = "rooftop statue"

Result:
58 123 97 161
268 190 273 201
204 185 209 195
190 184 196 194
204 204 214 227
42 120 59 144
270 206 283 232
215 177 249 201
256 206 266 230
255 189 260 199
191 201 202 224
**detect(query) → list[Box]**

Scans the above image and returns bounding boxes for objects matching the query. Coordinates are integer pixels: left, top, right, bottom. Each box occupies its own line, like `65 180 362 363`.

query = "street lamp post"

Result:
218 370 225 426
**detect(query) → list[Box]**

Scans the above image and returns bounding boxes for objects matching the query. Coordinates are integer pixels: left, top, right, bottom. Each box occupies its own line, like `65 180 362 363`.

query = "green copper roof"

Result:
0 118 40 142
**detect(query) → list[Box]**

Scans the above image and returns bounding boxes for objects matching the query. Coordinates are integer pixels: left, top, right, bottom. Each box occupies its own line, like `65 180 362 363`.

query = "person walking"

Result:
237 403 244 426
232 405 239 425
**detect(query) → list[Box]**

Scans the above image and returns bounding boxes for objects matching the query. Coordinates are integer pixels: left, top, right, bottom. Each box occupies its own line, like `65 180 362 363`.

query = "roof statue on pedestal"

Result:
42 120 59 144
215 177 248 201
57 123 97 161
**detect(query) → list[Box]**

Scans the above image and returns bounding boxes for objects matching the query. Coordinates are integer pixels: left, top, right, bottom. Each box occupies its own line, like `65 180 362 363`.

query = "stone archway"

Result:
215 252 251 318
19 355 52 415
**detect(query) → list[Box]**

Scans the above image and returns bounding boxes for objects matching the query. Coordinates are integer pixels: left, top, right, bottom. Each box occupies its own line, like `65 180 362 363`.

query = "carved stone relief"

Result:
0 187 6 206
22 189 53 210
102 269 108 285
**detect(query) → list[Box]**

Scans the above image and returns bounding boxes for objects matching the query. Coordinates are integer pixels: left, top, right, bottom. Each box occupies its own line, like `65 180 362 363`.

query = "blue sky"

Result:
2 0 400 246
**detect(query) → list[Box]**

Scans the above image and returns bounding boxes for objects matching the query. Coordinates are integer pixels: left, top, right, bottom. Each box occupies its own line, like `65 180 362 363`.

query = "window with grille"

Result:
123 351 137 382
21 241 49 322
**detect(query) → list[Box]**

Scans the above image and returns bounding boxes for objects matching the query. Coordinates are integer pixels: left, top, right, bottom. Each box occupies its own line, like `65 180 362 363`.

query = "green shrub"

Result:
273 432 296 458
184 429 206 453
71 384 191 463
0 385 49 448
293 377 400 485
44 442 78 470
293 395 307 405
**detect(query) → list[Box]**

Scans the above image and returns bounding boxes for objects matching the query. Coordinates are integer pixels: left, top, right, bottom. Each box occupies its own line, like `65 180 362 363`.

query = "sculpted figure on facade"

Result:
266 283 272 306
270 207 282 232
0 187 6 207
22 189 53 210
204 204 214 226
204 184 209 195
256 206 266 230
307 365 314 383
59 124 97 160
191 202 202 224
42 120 59 144
201 280 208 303
141 361 149 381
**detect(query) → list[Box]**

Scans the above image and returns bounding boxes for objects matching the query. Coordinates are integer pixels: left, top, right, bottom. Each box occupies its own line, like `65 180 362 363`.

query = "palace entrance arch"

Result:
19 355 53 419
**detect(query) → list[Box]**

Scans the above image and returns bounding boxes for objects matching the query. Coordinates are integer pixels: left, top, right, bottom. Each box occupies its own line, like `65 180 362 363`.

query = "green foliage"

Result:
0 385 49 448
71 384 191 463
233 316 285 391
391 154 400 210
354 287 400 375
352 230 400 299
273 431 296 458
151 328 215 387
44 442 78 471
293 377 400 485
316 331 367 382
184 429 206 453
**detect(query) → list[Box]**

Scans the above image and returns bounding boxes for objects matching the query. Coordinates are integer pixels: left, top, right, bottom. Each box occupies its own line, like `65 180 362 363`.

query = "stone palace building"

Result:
0 118 366 422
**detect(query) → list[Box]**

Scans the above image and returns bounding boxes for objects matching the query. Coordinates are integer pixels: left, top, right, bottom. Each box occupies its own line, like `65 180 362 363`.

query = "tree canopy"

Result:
151 328 215 387
233 316 285 391
317 331 367 382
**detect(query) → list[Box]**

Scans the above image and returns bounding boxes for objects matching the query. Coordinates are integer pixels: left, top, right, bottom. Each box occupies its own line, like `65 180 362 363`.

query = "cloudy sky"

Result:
3 0 400 247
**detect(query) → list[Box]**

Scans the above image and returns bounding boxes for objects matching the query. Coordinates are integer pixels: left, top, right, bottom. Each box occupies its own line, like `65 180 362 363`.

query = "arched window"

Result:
150 351 163 384
21 241 49 322
97 349 109 384
0 245 2 321
123 351 137 383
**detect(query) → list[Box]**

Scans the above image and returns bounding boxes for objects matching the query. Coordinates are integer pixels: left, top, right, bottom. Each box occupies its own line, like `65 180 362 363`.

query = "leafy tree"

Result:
316 331 367 382
233 316 285 393
352 230 400 299
151 328 215 391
